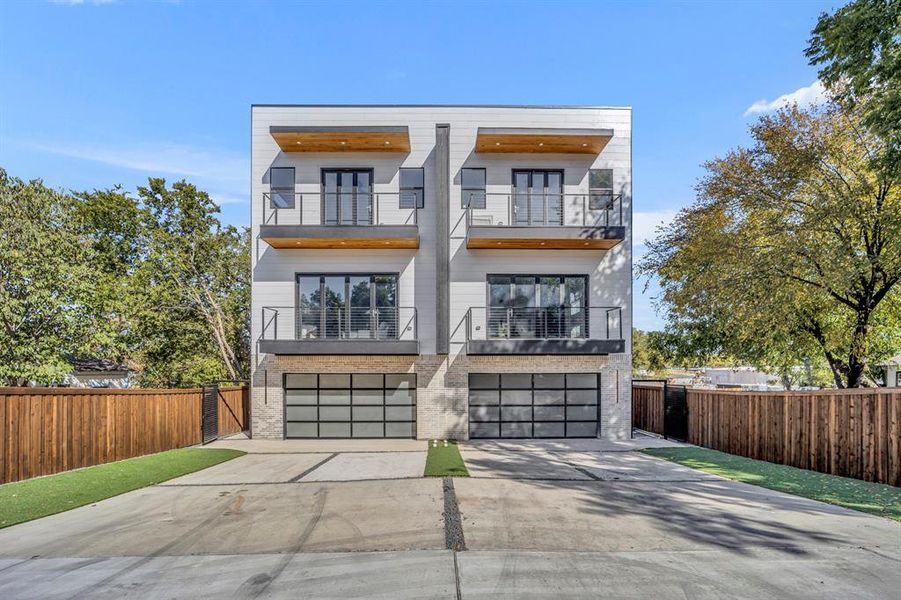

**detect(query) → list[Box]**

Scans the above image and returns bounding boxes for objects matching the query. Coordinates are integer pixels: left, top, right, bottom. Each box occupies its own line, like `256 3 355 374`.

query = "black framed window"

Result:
461 168 486 209
297 273 398 340
270 167 295 209
486 274 588 339
399 168 424 209
321 169 373 225
589 169 613 210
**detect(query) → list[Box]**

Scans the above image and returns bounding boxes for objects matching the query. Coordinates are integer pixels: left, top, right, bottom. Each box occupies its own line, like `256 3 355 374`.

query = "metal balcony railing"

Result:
465 192 623 228
465 306 623 341
262 191 418 226
261 306 418 342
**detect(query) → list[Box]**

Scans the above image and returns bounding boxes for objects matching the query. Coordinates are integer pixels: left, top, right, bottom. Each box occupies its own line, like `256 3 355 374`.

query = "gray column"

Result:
435 123 450 354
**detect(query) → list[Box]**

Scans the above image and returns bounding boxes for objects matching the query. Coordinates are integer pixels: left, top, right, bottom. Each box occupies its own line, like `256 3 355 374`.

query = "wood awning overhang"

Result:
475 127 613 154
270 126 411 153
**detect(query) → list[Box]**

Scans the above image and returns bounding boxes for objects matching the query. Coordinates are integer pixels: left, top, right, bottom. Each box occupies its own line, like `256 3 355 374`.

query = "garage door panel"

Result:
566 374 597 389
319 390 351 405
352 406 384 421
566 422 597 437
285 374 317 389
286 422 317 438
353 391 383 405
285 373 416 439
502 422 533 437
386 406 414 421
320 406 351 421
319 374 351 389
470 390 499 406
534 391 564 406
470 423 500 438
469 373 599 439
534 422 565 438
503 406 532 421
533 373 565 389
534 406 564 421
386 388 416 405
500 390 531 405
352 374 384 388
566 389 597 404
386 422 415 438
352 423 384 438
286 389 317 405
470 406 500 422
286 406 317 421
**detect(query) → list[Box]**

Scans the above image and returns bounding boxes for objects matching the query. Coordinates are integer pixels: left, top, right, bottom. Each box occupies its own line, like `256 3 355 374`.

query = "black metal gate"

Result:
664 384 688 441
201 383 219 444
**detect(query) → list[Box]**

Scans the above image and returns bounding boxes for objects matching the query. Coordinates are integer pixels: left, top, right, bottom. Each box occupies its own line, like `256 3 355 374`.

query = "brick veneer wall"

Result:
250 353 631 440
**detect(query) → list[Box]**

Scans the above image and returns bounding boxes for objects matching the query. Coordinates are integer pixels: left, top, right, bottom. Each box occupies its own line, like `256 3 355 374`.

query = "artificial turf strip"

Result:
424 440 470 477
0 448 245 529
642 447 901 522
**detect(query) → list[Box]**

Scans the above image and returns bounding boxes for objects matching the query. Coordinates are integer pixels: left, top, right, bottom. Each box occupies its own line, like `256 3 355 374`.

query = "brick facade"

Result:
250 353 631 440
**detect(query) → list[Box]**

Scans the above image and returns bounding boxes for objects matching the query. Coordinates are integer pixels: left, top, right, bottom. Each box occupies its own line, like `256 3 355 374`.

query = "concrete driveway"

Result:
0 436 898 599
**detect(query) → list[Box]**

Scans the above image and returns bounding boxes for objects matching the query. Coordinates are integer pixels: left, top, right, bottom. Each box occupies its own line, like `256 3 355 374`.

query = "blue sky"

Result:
0 0 836 329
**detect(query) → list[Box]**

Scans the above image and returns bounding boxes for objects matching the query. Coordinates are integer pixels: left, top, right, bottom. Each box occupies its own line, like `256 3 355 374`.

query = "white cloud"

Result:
33 141 248 206
743 81 827 117
633 209 678 247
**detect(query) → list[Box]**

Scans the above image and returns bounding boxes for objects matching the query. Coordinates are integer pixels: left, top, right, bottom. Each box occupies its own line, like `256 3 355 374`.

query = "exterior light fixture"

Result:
340 141 346 145
538 142 544 147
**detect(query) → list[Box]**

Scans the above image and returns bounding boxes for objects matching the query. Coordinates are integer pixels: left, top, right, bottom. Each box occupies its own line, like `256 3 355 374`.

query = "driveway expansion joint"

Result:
287 453 338 482
443 477 467 552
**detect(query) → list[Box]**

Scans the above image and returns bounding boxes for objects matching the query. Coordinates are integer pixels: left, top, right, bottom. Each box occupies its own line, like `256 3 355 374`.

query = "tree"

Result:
134 179 249 385
807 0 901 153
640 103 901 388
0 170 98 385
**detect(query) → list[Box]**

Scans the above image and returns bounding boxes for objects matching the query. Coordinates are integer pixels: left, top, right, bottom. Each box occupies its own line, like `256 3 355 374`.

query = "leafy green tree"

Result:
0 170 98 385
133 179 248 385
807 0 901 153
641 103 900 388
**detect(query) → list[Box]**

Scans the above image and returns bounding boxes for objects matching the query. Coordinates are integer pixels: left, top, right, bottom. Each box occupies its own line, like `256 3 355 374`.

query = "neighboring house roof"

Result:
68 357 129 373
879 354 901 367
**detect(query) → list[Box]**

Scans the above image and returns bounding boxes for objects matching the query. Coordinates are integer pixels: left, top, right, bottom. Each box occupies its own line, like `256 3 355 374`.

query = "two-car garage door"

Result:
469 373 599 438
284 373 416 438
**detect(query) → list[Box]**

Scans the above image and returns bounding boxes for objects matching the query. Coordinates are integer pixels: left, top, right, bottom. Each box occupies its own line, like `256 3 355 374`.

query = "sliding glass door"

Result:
297 274 398 340
512 170 563 226
322 169 373 225
487 275 587 339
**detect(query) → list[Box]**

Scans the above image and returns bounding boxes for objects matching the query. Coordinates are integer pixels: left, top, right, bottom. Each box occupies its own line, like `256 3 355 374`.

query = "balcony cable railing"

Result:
261 306 417 342
262 191 417 226
465 192 623 228
465 306 623 342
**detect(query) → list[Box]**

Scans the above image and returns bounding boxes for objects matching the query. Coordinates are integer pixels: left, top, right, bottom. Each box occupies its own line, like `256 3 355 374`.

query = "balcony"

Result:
465 193 625 250
465 306 625 355
259 306 419 355
260 192 419 249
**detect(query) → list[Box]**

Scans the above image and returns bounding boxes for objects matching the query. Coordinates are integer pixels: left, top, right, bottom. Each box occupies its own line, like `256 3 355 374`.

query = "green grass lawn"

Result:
0 447 245 529
643 447 901 522
424 440 469 477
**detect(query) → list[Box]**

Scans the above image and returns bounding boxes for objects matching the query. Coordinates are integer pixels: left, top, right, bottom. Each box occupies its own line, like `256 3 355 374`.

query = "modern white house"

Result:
250 105 632 440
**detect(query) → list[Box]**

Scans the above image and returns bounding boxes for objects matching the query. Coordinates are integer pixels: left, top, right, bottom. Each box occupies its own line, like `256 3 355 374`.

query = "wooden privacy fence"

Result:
0 386 248 484
631 385 901 487
632 384 665 436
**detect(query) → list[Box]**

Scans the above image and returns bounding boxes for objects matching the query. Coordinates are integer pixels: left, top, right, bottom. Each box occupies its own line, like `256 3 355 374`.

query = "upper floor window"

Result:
589 169 613 210
399 168 424 209
270 167 296 209
461 168 486 209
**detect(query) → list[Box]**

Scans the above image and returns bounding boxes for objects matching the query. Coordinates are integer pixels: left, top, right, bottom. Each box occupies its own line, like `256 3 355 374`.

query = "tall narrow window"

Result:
399 168 424 209
270 167 295 209
461 168 486 209
589 169 613 210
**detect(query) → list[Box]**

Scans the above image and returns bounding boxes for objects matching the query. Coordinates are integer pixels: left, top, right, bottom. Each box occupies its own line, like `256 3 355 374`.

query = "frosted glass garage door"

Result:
284 373 416 438
469 373 598 438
